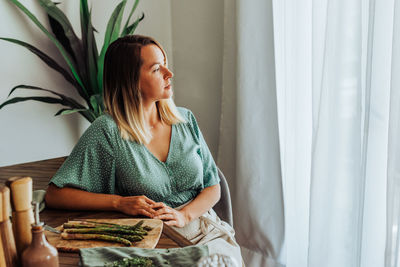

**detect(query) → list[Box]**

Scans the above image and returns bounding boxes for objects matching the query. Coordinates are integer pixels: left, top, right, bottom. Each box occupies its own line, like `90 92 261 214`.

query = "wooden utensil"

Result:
0 194 7 267
6 176 32 211
11 208 34 255
0 185 18 267
6 176 34 256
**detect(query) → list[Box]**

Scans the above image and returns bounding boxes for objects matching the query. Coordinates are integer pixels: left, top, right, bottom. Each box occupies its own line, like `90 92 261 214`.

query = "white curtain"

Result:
219 0 400 266
218 0 285 266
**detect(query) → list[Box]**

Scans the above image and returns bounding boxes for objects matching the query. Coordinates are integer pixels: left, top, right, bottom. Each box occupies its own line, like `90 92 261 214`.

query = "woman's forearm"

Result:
180 183 221 222
45 184 121 211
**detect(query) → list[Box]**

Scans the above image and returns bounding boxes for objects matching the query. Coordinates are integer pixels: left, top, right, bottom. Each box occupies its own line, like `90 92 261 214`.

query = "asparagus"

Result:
60 220 153 245
84 220 148 231
61 233 132 246
63 222 98 229
108 234 144 242
66 220 152 231
64 227 146 235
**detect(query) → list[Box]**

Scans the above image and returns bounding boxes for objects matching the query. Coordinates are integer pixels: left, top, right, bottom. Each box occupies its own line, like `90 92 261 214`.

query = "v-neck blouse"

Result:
49 107 220 208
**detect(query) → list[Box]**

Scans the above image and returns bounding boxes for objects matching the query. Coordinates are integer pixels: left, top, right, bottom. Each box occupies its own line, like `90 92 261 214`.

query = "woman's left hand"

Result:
152 203 189 228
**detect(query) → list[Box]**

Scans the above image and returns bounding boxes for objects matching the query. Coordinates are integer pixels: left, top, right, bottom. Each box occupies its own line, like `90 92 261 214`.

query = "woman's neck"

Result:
142 102 160 128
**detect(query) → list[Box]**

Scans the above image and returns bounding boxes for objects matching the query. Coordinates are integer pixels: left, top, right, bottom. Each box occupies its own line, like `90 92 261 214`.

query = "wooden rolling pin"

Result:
0 192 8 267
6 176 34 257
0 185 18 267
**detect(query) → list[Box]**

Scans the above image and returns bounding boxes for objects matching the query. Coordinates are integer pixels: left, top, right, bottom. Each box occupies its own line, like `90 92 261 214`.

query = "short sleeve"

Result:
49 116 116 194
187 110 220 188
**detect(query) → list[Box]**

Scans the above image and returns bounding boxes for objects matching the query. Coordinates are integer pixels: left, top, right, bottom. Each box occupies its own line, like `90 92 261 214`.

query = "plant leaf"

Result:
8 84 86 109
80 0 90 33
122 0 140 33
9 0 88 99
97 0 127 92
123 12 144 36
85 9 99 95
89 94 104 116
0 37 79 88
0 96 64 110
55 108 96 122
39 0 84 75
80 0 99 97
55 108 87 116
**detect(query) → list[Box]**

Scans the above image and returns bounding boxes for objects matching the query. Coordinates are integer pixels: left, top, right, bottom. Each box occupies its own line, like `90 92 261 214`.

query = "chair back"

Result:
213 167 233 227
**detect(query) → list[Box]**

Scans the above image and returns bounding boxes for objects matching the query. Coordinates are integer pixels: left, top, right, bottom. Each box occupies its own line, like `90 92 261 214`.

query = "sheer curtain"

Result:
218 0 285 266
219 0 400 266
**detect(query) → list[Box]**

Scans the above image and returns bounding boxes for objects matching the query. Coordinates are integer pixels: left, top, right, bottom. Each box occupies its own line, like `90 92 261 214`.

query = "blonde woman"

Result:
45 35 242 264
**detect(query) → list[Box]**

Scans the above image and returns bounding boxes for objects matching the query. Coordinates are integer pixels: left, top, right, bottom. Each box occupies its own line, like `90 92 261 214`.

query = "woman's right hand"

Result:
114 195 158 217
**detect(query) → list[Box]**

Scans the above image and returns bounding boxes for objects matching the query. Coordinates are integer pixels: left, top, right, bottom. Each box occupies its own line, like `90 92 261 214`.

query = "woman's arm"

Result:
153 183 221 227
45 184 158 218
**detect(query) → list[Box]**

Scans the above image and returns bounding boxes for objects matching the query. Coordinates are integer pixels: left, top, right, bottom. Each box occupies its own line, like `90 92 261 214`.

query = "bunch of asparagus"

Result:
60 220 152 246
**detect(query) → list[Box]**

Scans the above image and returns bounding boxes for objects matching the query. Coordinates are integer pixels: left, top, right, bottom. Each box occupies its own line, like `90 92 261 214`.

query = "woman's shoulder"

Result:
176 106 195 121
92 113 117 128
85 114 119 138
176 106 201 137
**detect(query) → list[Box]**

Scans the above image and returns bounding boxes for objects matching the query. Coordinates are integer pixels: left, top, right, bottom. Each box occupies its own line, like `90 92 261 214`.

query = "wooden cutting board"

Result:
45 218 163 252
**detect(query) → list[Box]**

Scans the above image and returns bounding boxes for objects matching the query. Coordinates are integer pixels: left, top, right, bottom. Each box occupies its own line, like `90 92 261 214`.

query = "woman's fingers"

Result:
154 213 175 220
164 220 178 226
138 208 154 218
141 195 156 205
151 202 166 209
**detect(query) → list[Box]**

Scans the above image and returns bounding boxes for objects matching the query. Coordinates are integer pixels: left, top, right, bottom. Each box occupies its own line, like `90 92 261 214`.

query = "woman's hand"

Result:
115 195 158 218
152 203 190 228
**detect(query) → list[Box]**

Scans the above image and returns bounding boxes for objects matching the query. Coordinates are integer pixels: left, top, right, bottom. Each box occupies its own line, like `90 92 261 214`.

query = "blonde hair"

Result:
103 35 185 144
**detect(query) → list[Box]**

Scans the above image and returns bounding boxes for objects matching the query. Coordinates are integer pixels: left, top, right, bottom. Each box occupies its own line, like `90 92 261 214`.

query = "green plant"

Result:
0 0 144 122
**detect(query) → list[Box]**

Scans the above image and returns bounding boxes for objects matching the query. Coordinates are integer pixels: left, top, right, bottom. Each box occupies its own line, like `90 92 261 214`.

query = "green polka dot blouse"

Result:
49 107 220 208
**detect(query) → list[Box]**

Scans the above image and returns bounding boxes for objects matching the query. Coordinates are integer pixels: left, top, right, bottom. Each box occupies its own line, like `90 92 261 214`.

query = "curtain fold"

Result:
272 0 394 266
385 0 400 265
218 0 285 266
220 0 400 266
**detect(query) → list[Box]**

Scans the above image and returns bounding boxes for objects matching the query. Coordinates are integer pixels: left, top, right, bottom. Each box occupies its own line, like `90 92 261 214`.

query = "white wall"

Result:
0 0 173 166
0 0 224 166
170 0 224 159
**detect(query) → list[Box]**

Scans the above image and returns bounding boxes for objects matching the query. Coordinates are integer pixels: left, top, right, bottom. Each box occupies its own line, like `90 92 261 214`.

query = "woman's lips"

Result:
165 84 171 89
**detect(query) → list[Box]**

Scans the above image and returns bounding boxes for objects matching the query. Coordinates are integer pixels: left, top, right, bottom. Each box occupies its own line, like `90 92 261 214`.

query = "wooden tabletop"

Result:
41 208 193 267
0 158 193 267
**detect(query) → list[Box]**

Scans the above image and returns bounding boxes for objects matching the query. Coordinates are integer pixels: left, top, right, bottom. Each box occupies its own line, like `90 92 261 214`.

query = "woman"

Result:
45 35 241 264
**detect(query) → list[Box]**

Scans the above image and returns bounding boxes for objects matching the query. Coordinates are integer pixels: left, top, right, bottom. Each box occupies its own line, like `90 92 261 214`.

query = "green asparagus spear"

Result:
61 233 132 246
84 220 146 230
64 227 146 235
108 234 144 242
63 222 98 229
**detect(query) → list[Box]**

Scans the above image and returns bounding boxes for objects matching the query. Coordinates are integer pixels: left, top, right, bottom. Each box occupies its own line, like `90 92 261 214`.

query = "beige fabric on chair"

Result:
173 203 243 266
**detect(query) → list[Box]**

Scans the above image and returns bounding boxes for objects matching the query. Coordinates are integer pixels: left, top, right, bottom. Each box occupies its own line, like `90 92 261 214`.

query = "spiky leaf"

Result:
122 0 140 33
0 37 77 87
8 84 85 109
123 13 144 36
97 0 127 92
9 0 87 98
0 96 64 110
55 108 87 116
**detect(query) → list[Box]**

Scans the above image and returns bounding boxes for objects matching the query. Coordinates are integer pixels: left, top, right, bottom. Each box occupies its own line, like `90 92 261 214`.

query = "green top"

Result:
50 107 220 208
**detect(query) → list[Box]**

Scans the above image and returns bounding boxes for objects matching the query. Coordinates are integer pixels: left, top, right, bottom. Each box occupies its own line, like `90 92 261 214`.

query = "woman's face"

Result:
139 44 173 103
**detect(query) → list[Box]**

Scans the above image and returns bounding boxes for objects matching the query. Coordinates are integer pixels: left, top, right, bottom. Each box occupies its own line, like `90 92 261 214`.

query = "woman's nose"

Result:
164 67 173 79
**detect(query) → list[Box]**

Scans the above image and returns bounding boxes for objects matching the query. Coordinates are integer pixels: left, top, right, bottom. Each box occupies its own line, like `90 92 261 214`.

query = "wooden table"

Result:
41 208 193 267
0 157 193 266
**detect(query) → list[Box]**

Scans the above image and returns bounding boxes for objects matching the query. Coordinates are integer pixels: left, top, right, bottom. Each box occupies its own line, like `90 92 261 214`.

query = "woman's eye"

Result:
153 67 160 72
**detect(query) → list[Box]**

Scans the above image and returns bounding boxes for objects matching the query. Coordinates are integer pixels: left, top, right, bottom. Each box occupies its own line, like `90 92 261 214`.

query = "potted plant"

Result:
0 0 144 122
